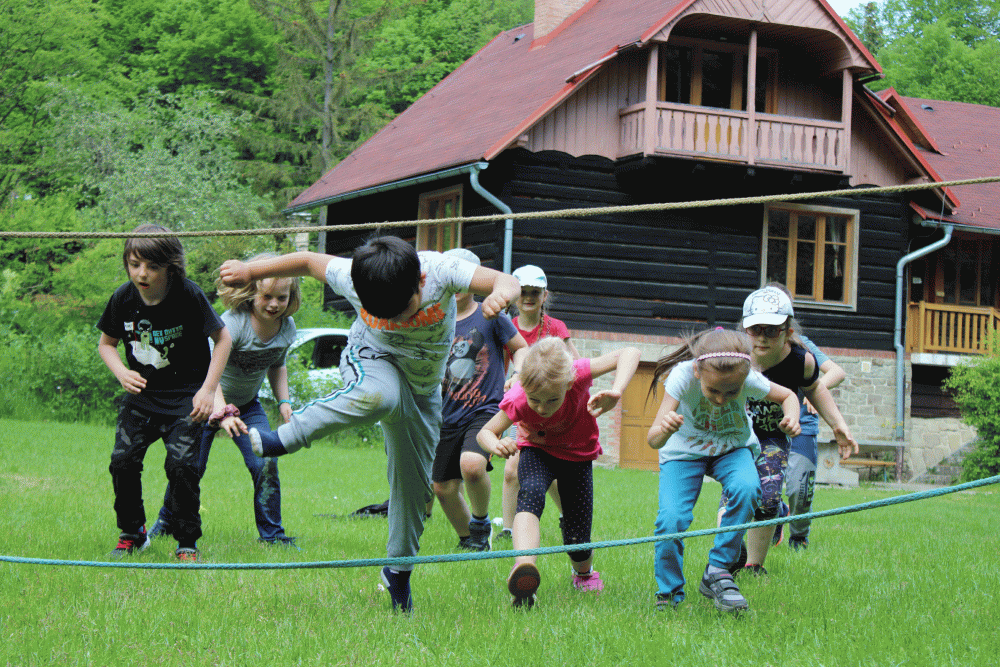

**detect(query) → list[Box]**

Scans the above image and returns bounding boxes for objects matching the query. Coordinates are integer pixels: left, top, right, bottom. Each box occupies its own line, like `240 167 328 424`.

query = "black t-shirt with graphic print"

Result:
97 277 224 416
746 342 819 445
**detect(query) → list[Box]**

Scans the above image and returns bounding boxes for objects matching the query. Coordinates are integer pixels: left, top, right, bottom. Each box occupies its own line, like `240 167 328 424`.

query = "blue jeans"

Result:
654 448 760 600
157 399 288 541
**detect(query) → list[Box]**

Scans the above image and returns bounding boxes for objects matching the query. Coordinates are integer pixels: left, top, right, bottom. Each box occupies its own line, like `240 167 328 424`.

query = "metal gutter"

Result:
468 163 513 274
894 223 954 440
281 162 487 214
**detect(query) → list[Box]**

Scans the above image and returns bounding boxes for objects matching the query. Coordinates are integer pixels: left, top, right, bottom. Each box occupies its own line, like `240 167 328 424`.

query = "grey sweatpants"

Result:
786 449 816 540
276 346 440 571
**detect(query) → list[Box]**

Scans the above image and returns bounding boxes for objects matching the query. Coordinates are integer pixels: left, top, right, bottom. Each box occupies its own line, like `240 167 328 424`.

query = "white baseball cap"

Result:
443 247 480 266
512 264 547 289
742 287 793 328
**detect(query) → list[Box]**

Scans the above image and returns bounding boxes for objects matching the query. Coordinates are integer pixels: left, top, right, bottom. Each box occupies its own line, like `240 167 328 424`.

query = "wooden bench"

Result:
816 440 907 486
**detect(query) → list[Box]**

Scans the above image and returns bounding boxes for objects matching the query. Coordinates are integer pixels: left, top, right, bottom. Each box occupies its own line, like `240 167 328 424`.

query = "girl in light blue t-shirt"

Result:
646 328 800 613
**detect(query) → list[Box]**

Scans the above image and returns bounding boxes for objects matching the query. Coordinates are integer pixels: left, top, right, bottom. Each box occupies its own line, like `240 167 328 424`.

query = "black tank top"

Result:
746 343 818 442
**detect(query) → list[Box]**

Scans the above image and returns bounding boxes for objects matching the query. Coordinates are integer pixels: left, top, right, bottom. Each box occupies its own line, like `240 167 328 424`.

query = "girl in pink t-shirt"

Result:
479 337 640 608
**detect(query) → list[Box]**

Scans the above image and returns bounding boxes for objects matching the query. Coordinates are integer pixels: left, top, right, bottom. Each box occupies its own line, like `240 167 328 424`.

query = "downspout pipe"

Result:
894 224 953 439
468 163 513 274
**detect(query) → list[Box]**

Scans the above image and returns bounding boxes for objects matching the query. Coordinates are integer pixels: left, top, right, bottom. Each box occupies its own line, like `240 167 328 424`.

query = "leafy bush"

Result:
943 348 1000 481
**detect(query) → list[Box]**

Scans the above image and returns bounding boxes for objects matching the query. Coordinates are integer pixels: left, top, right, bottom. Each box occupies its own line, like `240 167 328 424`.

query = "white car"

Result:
259 327 351 404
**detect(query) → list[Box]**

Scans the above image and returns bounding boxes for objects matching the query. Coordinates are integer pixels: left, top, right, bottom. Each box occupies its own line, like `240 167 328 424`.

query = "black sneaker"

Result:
380 566 413 613
260 536 300 551
457 535 475 550
789 536 808 551
699 567 749 613
507 562 540 609
466 519 492 552
175 547 200 563
494 528 513 543
739 564 768 577
727 540 749 575
110 526 149 558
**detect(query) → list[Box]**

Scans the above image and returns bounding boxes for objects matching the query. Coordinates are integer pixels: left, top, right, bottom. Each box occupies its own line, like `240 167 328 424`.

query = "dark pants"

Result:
110 405 203 545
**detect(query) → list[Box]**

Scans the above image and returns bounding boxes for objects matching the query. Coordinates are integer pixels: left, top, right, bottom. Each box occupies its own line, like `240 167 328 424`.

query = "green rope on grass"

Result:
2 474 996 570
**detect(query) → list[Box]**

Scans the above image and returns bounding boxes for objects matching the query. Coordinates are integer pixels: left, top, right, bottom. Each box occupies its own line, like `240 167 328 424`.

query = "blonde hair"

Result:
648 327 753 398
215 252 301 318
519 337 575 393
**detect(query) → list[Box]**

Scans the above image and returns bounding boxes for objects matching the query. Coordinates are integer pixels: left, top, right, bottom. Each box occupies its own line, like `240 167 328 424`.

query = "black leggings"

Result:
517 447 594 563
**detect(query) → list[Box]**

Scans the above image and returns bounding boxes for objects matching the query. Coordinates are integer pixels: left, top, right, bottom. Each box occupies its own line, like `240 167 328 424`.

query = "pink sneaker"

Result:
572 569 604 592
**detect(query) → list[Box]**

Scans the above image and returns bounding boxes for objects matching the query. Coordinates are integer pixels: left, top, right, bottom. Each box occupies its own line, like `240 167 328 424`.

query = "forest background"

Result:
1 0 999 426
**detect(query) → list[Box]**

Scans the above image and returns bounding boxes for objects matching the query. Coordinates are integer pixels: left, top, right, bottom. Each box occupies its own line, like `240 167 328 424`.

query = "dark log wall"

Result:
320 148 911 352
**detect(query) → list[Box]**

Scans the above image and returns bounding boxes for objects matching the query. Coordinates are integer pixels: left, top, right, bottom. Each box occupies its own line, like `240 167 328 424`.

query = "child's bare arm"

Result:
98 333 146 394
477 411 517 458
503 333 529 391
467 266 520 319
586 347 641 417
765 382 801 437
220 252 332 286
192 327 232 422
647 393 682 449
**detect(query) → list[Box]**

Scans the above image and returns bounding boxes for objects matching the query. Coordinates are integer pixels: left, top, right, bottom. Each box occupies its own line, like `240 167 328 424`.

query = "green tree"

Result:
0 0 108 201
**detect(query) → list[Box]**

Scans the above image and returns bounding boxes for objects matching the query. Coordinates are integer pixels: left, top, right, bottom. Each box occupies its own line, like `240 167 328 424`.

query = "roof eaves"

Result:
281 161 488 214
911 202 999 235
879 88 944 154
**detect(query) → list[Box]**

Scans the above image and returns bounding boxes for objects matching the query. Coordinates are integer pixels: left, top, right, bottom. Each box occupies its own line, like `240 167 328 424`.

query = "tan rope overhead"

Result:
2 175 997 240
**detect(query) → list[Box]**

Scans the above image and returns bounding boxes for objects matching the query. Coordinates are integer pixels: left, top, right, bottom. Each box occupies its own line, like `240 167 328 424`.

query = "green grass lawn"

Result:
2 418 998 666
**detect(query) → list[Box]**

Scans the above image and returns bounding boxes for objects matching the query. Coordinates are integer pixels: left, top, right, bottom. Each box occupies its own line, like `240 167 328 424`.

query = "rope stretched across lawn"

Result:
2 474 996 570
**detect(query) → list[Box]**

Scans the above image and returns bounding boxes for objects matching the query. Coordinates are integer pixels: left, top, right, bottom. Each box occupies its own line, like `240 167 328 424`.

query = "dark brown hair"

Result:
122 223 185 281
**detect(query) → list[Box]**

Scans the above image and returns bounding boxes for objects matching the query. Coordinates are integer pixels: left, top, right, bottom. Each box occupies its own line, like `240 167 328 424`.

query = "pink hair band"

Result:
696 352 752 362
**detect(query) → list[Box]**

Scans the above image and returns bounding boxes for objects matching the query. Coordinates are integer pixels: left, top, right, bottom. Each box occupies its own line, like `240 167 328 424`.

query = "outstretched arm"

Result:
586 347 641 417
804 381 858 459
467 266 520 319
220 251 332 286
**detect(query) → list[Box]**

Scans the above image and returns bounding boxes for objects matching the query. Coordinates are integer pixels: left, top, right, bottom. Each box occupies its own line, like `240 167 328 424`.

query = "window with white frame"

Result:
416 186 462 252
762 203 859 309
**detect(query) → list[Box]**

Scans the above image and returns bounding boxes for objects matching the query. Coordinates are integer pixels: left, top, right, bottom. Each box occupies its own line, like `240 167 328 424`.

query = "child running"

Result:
497 264 578 540
730 287 857 575
97 223 232 562
434 248 527 551
647 327 799 613
478 337 640 608
150 253 301 547
219 236 519 612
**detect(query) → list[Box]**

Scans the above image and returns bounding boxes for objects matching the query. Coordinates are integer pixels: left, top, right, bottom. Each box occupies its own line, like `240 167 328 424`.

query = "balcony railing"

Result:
619 102 847 172
906 302 1000 355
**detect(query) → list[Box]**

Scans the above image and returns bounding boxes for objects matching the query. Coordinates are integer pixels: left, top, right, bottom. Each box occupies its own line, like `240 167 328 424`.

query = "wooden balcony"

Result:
906 302 1000 355
619 102 847 172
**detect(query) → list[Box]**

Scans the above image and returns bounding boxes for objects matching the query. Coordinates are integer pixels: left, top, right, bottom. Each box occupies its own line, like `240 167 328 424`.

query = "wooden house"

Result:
284 0 1000 480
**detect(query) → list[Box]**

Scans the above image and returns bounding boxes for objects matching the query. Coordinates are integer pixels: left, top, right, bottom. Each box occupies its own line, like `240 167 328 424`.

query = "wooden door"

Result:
619 363 663 470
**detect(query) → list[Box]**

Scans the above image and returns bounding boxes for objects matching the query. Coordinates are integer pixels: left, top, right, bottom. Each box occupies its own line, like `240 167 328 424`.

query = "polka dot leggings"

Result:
517 447 594 563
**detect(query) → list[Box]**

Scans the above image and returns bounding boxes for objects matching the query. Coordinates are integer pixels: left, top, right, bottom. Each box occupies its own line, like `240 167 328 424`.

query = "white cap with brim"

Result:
742 287 793 328
512 264 547 289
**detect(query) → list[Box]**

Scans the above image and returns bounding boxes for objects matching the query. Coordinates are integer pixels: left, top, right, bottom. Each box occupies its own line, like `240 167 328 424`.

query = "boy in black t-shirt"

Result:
97 224 231 562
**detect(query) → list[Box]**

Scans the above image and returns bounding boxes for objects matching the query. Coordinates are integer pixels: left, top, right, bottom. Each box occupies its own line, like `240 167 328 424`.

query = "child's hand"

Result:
279 402 293 423
654 411 684 438
221 416 248 438
480 292 510 319
503 374 518 392
833 427 859 459
587 390 621 417
190 387 215 422
778 414 801 437
116 369 147 394
490 436 518 459
219 260 250 287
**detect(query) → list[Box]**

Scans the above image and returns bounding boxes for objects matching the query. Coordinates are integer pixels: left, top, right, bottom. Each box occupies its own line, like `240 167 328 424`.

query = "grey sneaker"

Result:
699 567 749 613
148 518 172 540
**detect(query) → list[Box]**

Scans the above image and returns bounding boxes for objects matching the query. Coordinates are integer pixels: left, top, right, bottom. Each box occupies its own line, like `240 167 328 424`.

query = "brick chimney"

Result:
534 0 590 39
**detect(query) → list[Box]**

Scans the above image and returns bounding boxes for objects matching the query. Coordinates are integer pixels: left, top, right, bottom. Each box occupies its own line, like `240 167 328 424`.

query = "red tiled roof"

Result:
286 0 881 211
897 96 1000 233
